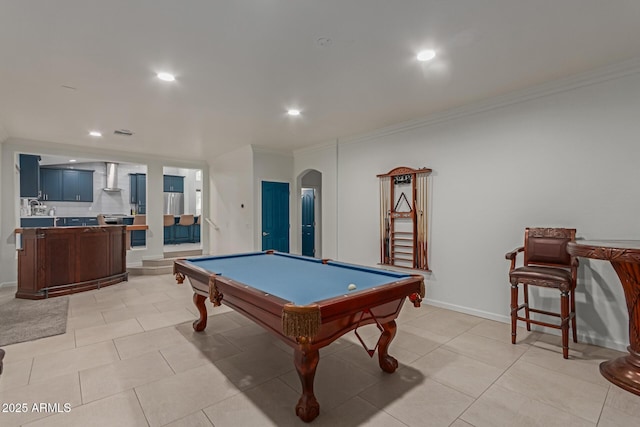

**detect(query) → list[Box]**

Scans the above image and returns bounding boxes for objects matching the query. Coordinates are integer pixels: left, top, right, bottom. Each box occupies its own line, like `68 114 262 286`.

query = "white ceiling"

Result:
2 1 640 161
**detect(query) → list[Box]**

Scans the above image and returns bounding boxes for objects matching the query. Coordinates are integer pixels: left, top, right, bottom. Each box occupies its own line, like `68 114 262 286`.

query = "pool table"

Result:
174 250 425 422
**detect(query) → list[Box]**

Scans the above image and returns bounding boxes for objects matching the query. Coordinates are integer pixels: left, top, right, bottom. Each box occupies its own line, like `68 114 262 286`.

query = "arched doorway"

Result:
298 169 322 258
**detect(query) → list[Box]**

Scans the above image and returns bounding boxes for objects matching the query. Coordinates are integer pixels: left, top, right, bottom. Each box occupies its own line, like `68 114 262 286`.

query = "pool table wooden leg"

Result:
378 320 399 373
192 293 208 332
294 344 320 422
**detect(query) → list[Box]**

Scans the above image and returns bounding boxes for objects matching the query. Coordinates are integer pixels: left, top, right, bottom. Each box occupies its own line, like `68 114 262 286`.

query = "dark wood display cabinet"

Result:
16 225 128 299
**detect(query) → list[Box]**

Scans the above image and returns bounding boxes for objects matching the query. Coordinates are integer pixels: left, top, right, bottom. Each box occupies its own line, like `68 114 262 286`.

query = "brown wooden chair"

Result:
506 227 578 359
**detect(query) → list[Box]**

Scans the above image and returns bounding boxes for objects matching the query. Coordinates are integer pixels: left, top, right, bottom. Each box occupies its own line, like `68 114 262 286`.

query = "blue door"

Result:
301 189 315 257
262 181 289 252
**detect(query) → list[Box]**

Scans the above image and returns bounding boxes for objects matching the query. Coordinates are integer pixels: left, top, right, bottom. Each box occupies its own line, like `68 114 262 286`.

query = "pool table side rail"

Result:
174 257 423 315
174 259 424 350
174 257 423 310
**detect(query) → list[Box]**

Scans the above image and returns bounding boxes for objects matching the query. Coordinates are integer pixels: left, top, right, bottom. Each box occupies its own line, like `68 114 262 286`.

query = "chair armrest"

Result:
505 246 524 271
505 247 524 261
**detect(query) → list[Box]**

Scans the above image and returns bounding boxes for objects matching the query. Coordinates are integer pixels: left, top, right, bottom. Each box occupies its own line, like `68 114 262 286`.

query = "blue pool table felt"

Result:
186 252 410 306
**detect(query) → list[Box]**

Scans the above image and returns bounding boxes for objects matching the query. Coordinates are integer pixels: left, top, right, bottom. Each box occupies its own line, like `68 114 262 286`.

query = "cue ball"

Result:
348 283 357 291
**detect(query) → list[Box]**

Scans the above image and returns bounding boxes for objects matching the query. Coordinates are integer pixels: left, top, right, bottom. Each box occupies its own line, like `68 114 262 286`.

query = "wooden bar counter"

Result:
16 225 128 299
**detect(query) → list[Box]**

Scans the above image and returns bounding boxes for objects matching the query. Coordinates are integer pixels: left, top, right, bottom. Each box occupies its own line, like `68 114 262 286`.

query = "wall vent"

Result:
114 129 134 136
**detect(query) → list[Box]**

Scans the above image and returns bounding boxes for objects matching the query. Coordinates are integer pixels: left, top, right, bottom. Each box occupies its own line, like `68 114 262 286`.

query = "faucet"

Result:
28 199 44 216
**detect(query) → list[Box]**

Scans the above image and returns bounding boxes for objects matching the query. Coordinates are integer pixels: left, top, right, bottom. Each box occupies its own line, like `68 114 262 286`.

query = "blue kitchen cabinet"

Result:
84 217 99 226
173 220 191 243
123 217 146 246
164 219 175 244
19 154 40 198
131 229 146 246
129 174 137 204
193 219 201 243
136 174 146 214
129 173 146 214
40 168 63 201
61 217 98 226
173 176 184 193
20 217 55 227
163 175 184 192
163 216 199 244
78 171 94 201
62 170 94 202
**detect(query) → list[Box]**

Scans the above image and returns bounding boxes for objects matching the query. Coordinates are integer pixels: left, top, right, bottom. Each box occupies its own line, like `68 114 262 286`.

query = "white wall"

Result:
209 145 254 255
295 67 640 351
0 144 23 285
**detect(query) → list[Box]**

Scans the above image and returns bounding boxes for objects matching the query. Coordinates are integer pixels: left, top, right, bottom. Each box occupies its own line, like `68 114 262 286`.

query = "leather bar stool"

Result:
506 227 578 359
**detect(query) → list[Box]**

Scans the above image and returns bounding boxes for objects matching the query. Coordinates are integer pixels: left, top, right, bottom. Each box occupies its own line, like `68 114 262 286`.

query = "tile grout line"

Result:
132 387 152 427
596 385 612 425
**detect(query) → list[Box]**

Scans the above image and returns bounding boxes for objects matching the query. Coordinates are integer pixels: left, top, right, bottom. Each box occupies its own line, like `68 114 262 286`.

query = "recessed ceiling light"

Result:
287 109 301 116
417 50 436 62
157 72 176 82
69 159 77 163
89 131 102 137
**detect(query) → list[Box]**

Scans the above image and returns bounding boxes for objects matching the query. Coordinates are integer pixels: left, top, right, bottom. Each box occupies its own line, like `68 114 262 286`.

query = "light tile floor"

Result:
0 275 639 426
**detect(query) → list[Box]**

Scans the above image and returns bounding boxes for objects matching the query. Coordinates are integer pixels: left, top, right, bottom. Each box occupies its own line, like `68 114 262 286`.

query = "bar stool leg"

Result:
570 287 578 343
510 283 518 344
561 290 569 359
523 283 531 331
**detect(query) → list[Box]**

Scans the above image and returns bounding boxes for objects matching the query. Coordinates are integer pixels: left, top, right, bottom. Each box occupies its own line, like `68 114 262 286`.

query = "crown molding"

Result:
293 139 338 155
338 56 640 147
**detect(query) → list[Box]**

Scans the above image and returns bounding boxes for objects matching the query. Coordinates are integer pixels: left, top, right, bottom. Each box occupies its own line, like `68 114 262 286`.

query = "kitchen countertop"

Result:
21 215 135 218
16 224 147 233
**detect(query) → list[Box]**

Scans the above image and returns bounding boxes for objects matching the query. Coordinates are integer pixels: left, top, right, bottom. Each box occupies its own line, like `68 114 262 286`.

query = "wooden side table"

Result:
567 240 640 396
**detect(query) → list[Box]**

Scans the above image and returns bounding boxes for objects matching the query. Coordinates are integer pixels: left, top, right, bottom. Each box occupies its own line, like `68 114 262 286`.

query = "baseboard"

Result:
424 298 628 352
425 298 508 323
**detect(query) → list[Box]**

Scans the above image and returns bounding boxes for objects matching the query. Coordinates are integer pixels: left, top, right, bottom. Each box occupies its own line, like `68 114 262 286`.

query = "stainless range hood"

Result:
103 162 122 192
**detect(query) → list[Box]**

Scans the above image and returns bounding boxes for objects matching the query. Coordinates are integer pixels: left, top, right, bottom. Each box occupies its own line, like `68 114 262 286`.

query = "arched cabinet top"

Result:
376 166 432 178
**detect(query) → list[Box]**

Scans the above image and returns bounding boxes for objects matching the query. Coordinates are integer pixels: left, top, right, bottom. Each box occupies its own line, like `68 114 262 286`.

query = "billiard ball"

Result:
348 283 357 291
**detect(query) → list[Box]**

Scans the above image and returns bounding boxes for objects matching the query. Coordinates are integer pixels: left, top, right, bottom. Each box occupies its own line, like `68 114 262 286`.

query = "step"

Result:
163 249 203 258
128 249 204 276
127 265 173 276
142 258 174 267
